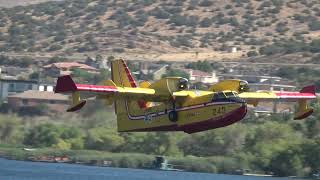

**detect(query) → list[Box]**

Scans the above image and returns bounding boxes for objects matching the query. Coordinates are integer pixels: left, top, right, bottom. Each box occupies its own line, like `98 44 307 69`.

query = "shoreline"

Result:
0 146 276 177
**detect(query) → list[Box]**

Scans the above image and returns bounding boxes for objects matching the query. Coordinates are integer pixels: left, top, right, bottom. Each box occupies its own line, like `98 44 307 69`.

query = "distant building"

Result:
43 62 98 77
139 62 168 80
219 74 296 91
84 56 110 70
0 66 32 77
7 90 69 113
184 69 219 84
228 47 238 53
0 79 38 102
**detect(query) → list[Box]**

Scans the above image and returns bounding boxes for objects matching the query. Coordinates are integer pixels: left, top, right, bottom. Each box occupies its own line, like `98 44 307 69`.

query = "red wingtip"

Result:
55 75 77 93
300 85 316 94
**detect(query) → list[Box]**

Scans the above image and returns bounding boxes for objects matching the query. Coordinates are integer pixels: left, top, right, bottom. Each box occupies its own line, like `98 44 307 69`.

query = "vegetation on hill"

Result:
0 0 55 8
0 0 319 55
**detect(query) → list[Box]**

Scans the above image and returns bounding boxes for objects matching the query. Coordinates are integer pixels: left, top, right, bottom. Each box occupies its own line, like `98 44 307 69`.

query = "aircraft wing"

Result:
55 75 187 111
239 85 317 120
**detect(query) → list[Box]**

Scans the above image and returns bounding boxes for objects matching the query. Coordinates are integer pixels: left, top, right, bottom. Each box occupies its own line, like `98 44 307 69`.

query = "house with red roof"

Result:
43 62 98 77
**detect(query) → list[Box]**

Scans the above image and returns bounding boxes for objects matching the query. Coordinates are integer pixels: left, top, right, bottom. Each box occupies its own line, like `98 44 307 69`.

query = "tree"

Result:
200 18 212 27
23 123 61 147
72 68 95 83
170 36 194 48
269 145 305 176
178 124 247 156
150 7 170 19
0 115 23 144
259 44 284 55
310 39 320 53
303 139 320 174
199 0 213 6
23 123 84 149
186 60 213 73
245 122 303 170
247 51 258 57
48 44 63 51
85 127 124 151
309 20 320 31
120 132 182 156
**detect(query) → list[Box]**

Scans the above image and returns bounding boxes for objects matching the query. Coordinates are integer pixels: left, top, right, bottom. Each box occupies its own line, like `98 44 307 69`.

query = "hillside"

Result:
0 0 60 8
0 0 319 60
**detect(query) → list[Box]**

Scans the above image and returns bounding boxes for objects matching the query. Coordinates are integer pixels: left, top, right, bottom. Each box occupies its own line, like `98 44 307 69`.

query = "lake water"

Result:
0 158 303 180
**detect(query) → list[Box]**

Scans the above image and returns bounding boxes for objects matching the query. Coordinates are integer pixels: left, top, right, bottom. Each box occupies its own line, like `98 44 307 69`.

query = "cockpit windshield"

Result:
213 91 244 103
225 92 237 98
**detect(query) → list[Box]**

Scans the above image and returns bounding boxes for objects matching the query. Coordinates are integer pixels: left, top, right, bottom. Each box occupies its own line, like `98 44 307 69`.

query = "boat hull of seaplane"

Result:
122 101 247 134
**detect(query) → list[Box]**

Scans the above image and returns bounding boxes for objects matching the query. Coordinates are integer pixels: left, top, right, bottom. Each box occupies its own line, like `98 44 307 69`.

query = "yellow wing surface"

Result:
55 59 191 111
239 86 317 120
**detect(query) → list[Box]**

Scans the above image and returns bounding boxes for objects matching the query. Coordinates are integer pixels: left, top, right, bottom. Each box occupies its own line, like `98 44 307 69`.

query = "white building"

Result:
185 69 219 84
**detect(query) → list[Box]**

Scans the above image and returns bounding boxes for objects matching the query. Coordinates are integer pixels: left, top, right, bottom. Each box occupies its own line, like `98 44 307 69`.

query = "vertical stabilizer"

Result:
111 59 137 87
111 59 147 129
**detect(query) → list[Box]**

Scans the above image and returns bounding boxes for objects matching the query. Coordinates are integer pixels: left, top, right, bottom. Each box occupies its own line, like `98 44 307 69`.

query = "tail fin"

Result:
111 59 147 116
111 59 137 87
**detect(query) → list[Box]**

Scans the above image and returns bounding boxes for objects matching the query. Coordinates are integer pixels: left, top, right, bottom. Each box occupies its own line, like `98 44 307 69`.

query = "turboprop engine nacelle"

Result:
209 79 249 93
149 77 189 99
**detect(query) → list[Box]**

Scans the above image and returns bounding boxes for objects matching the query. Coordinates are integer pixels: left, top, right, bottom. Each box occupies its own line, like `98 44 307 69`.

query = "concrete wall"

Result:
0 81 38 101
8 97 68 113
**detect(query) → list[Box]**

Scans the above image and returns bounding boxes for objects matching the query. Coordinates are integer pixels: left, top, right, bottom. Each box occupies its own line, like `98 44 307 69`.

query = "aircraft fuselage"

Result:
118 91 247 134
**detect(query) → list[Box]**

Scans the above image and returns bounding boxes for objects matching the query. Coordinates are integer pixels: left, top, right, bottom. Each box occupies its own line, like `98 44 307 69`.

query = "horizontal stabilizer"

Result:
103 80 117 87
294 108 313 120
55 75 118 93
294 99 314 120
67 100 86 112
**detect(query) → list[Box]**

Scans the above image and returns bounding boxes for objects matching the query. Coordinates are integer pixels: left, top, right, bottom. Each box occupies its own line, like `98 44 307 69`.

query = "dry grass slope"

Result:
0 0 319 61
0 0 60 8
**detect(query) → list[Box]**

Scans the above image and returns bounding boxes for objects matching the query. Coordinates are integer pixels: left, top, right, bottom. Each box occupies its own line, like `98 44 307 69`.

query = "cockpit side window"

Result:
178 78 189 90
213 92 227 101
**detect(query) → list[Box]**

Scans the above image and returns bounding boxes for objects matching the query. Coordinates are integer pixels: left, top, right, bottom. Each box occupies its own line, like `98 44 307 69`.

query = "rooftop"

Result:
184 69 212 77
8 90 69 101
43 62 97 71
0 78 38 83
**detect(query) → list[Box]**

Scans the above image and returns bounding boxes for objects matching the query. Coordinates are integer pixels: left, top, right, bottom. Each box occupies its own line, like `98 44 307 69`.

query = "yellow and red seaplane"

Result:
55 59 317 134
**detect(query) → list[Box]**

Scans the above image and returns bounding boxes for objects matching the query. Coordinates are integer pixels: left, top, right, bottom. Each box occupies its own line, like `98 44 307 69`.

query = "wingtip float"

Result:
55 59 317 133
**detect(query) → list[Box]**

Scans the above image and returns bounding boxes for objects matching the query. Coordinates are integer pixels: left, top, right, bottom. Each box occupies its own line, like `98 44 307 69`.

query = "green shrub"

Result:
150 7 170 19
48 44 63 51
199 0 213 7
309 20 320 31
247 51 259 57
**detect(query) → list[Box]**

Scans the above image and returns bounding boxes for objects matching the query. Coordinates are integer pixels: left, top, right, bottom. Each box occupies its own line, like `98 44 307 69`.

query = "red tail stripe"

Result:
122 61 137 88
275 92 316 98
76 84 118 92
122 60 147 108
